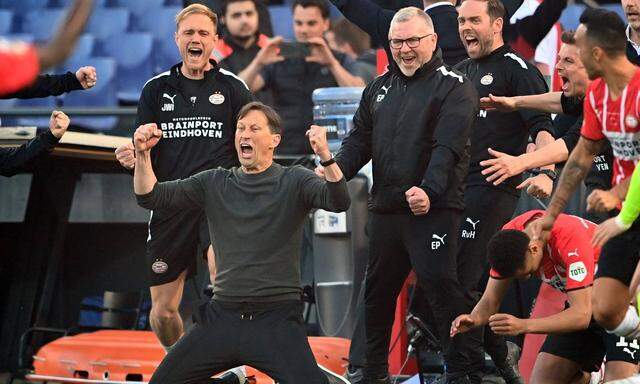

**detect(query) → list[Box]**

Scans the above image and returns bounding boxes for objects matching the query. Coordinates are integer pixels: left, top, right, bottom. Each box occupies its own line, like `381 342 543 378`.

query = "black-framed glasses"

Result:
388 34 433 49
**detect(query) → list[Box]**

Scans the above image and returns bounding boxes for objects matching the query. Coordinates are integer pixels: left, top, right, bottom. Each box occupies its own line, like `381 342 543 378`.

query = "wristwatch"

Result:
530 168 557 181
320 156 336 167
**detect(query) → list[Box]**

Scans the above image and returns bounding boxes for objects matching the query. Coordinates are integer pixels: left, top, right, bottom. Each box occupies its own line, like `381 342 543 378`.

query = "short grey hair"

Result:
390 7 434 31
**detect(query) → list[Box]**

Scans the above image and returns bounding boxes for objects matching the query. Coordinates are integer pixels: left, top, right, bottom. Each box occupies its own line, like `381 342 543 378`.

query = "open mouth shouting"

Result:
401 54 417 66
239 142 254 159
464 34 479 50
560 75 571 92
187 46 204 59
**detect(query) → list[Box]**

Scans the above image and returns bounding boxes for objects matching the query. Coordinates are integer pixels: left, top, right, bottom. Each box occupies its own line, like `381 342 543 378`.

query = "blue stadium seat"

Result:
559 4 585 32
63 34 95 67
86 8 130 43
115 0 165 31
0 10 13 35
16 95 59 128
53 0 107 7
269 5 294 40
102 32 154 102
1 33 35 43
164 0 182 5
62 57 118 131
0 98 18 126
137 7 182 72
21 9 65 42
602 4 626 23
0 0 48 13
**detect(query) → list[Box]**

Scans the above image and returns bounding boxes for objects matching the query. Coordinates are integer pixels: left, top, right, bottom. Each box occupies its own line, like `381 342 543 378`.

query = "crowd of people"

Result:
3 0 640 383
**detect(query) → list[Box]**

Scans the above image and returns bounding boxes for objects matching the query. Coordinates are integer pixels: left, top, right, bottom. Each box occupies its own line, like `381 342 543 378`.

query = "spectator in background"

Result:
0 0 94 97
216 0 273 103
623 0 640 65
239 0 365 156
326 18 377 84
184 0 273 37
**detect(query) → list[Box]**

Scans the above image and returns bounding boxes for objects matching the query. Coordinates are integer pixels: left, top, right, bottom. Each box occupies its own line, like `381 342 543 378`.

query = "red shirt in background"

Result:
0 40 39 97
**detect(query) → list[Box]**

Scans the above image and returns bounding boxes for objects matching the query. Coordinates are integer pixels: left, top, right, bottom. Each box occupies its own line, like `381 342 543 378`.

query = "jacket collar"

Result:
475 44 510 63
167 59 220 88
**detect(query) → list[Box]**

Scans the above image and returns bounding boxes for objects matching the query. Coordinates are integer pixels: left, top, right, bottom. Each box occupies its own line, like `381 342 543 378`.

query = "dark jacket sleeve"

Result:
0 130 59 177
328 0 394 48
135 171 209 211
335 84 374 180
511 62 554 139
513 0 567 49
560 94 584 117
297 167 351 212
559 118 583 153
1 72 83 99
420 77 478 201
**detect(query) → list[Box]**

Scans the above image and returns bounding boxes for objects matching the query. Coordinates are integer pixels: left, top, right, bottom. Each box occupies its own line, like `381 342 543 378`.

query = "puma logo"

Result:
163 93 177 103
568 248 579 258
624 347 637 359
431 233 447 250
376 84 392 102
432 233 447 243
466 217 480 230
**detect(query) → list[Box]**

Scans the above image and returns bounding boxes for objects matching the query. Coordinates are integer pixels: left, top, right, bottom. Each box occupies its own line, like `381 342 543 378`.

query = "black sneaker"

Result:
344 367 364 384
495 342 525 384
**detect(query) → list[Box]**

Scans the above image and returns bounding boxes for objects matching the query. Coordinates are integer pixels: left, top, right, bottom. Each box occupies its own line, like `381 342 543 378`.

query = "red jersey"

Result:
581 69 640 186
0 39 39 96
490 210 600 293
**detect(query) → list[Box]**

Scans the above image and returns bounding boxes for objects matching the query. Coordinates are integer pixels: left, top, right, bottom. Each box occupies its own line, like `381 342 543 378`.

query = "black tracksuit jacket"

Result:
336 55 479 213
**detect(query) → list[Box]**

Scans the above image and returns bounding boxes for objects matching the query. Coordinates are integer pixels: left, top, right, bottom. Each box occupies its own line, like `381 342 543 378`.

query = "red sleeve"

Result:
581 87 606 141
0 41 39 97
552 220 596 291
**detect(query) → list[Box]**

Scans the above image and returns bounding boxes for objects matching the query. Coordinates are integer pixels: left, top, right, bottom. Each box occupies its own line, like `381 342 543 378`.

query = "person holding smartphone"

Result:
239 0 365 156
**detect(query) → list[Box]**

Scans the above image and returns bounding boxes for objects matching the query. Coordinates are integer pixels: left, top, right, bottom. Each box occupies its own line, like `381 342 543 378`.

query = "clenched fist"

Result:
306 125 331 161
75 66 97 89
49 110 70 139
405 186 430 216
134 123 162 153
115 141 135 170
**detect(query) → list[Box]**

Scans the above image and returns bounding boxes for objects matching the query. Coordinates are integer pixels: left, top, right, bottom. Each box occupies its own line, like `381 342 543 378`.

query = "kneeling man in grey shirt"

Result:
134 101 349 384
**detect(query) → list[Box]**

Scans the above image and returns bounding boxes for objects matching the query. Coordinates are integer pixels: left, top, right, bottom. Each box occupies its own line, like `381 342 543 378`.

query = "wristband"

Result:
320 157 336 167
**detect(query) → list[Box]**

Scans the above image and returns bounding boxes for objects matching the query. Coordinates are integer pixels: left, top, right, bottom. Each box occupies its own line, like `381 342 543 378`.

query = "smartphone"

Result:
279 42 311 59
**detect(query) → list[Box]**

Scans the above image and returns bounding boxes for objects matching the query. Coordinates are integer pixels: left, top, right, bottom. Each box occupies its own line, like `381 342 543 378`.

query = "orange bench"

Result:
25 330 350 383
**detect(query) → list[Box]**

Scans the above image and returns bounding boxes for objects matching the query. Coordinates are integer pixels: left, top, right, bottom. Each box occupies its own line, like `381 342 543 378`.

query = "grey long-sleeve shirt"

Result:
136 163 350 302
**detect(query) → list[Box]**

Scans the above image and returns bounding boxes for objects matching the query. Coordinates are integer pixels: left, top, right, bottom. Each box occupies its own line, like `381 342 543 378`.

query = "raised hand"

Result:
115 141 135 170
134 123 162 153
49 110 70 139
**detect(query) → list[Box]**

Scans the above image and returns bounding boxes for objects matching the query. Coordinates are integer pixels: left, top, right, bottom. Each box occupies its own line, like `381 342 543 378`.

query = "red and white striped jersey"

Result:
582 69 640 186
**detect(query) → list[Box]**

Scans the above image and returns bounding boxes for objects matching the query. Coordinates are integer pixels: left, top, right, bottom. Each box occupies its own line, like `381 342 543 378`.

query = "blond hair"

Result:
175 4 218 31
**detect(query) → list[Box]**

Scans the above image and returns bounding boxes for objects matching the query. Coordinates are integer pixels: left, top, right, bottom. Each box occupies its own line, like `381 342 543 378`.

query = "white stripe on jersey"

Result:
504 53 528 69
436 66 464 83
219 68 249 90
147 210 154 242
143 71 170 88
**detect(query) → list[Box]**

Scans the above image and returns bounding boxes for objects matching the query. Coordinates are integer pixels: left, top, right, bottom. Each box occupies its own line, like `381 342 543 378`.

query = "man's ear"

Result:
492 16 503 35
271 133 281 149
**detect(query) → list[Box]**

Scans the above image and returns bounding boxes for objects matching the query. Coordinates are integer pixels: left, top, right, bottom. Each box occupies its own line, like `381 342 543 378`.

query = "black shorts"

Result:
595 219 640 286
541 320 640 372
146 208 210 286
